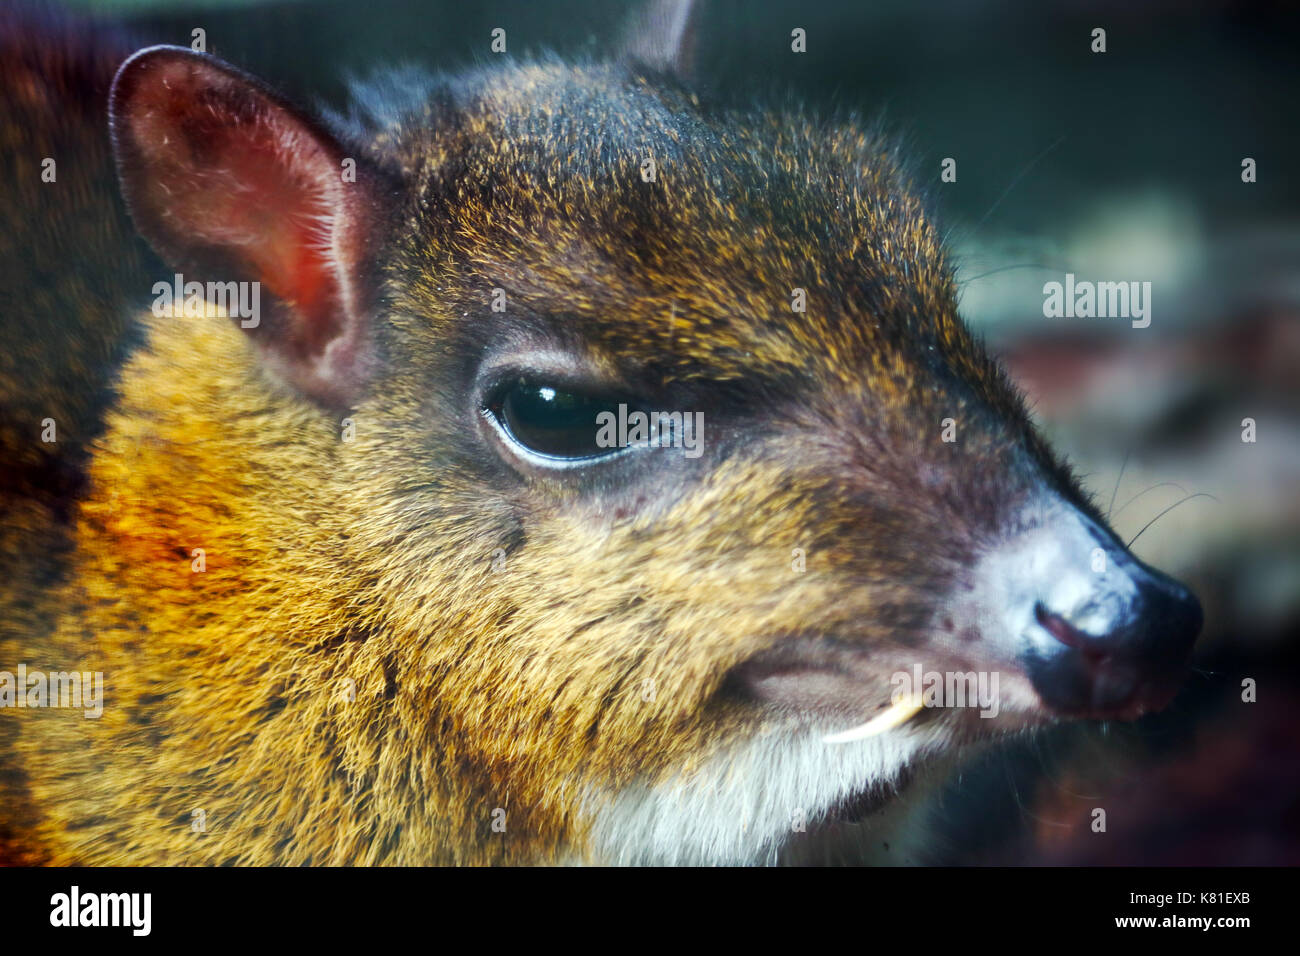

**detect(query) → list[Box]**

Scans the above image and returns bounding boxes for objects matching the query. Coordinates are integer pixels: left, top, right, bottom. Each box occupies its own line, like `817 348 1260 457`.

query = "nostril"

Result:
1011 506 1203 720
1034 601 1098 653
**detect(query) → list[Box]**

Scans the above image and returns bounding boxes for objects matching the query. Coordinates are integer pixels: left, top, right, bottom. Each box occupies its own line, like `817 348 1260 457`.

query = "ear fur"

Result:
620 0 701 79
109 45 397 407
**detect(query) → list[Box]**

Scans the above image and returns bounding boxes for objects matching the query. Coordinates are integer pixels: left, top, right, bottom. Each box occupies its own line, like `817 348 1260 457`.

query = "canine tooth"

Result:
822 695 926 744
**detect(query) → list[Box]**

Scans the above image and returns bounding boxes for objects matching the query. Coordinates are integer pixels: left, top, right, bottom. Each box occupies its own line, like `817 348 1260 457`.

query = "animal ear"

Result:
620 0 701 78
109 45 396 407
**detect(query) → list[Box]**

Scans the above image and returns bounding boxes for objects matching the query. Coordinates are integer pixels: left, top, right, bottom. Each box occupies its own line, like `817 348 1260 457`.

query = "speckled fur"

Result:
1 19 1089 865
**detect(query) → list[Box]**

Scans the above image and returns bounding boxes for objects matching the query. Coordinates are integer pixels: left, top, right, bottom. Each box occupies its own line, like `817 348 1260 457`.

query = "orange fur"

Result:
4 36 1076 864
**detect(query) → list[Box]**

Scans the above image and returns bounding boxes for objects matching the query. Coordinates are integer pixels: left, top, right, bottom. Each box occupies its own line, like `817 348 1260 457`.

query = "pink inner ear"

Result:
124 54 350 358
215 142 343 356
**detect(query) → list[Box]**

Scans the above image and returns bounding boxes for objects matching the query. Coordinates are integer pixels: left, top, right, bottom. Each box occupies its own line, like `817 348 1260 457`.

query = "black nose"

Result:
1022 523 1203 719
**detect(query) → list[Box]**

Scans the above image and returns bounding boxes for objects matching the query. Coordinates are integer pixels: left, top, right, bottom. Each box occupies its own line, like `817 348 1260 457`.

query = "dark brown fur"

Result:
1 6 1095 865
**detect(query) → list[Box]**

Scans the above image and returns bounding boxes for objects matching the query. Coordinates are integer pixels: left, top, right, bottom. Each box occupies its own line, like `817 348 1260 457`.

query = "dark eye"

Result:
485 378 627 464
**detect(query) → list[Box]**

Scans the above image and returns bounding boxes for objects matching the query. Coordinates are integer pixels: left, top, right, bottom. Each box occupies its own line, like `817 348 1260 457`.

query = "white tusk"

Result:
822 695 926 744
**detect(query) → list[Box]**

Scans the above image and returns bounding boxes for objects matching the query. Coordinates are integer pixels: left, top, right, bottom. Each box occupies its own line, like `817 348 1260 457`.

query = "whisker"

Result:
957 261 1059 286
1000 742 1071 830
1032 728 1101 802
1106 450 1131 521
1113 481 1189 521
1126 492 1219 549
971 134 1068 233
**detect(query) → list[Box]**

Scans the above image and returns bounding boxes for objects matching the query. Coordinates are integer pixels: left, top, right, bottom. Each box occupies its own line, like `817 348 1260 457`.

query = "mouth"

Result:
723 635 1015 743
726 611 1197 742
1021 604 1188 721
729 500 1204 742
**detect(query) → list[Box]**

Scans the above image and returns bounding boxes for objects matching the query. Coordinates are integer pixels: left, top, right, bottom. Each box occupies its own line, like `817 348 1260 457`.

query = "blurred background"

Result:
62 0 1300 864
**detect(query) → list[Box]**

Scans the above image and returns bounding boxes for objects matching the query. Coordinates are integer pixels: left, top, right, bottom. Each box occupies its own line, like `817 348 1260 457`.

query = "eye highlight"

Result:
484 377 631 466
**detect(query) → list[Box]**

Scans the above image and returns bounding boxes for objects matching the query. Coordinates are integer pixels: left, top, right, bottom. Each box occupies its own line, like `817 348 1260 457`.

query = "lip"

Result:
724 635 1005 731
1021 644 1186 721
725 617 1187 737
725 636 880 714
728 655 878 715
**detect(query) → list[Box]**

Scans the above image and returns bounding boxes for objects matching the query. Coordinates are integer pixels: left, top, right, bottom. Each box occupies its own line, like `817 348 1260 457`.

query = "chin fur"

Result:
575 721 961 865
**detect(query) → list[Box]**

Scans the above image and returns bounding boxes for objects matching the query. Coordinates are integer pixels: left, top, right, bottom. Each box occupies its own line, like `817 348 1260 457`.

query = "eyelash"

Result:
480 379 638 471
480 405 635 471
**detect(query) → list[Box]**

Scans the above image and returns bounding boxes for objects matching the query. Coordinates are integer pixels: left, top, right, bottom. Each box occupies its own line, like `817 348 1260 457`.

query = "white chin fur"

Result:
575 721 954 865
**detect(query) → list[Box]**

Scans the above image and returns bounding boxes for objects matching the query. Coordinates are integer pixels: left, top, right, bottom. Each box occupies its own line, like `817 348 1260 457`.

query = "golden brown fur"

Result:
3 13 1088 865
